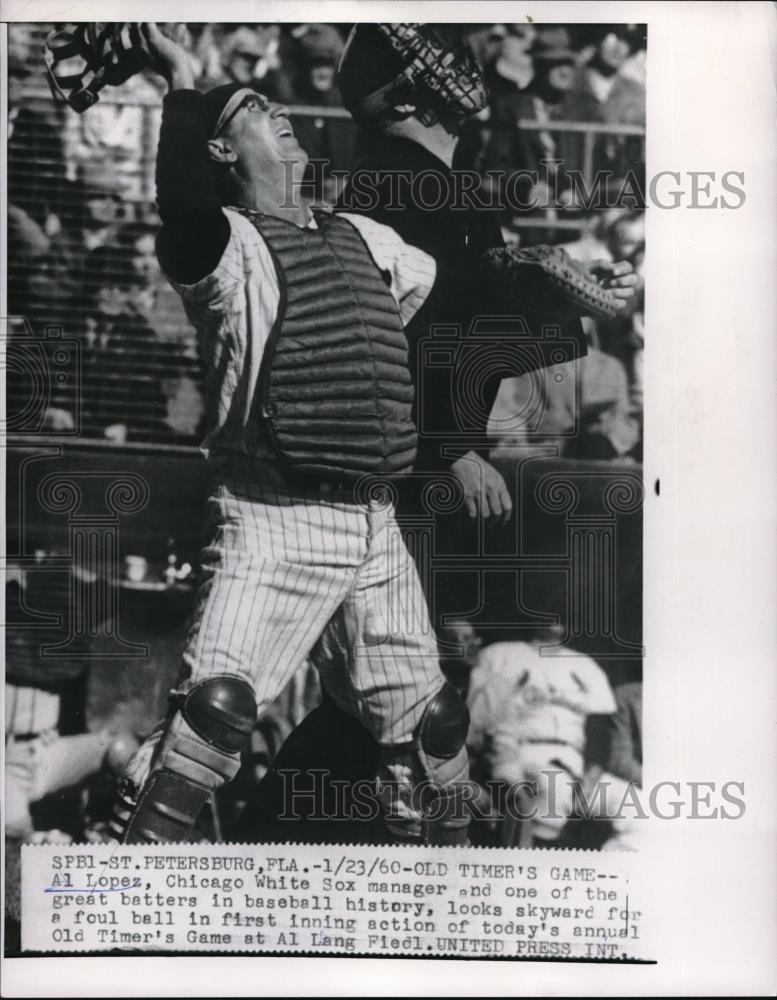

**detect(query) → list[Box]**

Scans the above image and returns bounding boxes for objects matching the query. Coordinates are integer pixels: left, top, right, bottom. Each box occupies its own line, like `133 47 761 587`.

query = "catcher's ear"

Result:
207 138 237 165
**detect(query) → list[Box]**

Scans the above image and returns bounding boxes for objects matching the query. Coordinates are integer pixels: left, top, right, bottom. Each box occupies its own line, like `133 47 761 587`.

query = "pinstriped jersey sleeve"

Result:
162 210 281 457
166 209 279 316
339 212 437 326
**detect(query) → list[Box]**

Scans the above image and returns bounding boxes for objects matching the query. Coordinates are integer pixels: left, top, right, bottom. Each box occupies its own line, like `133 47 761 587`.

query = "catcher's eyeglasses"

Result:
211 90 273 138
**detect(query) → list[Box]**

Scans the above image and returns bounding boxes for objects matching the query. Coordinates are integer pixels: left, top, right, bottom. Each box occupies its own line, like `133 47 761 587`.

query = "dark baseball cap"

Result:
201 82 266 138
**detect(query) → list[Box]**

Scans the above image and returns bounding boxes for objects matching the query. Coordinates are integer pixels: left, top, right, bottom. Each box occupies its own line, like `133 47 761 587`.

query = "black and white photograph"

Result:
1 2 775 996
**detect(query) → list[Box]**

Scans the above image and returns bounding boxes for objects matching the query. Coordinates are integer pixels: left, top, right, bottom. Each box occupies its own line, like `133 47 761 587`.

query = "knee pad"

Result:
123 675 256 844
416 682 470 785
183 675 258 752
415 683 471 846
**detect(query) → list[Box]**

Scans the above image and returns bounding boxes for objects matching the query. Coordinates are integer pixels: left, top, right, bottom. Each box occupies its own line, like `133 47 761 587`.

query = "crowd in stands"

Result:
7 21 645 453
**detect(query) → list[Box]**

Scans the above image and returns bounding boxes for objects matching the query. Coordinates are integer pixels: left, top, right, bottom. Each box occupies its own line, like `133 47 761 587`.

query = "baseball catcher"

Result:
67 22 473 846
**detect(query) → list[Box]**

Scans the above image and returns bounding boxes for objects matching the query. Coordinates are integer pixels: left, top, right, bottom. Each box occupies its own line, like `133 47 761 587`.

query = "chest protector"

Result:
239 208 418 484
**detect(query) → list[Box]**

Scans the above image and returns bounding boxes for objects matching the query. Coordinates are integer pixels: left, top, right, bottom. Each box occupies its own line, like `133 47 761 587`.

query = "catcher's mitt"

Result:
481 244 623 321
44 23 186 113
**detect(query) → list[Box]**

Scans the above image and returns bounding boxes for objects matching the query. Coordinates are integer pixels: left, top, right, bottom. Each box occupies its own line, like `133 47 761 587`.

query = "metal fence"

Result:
21 85 645 208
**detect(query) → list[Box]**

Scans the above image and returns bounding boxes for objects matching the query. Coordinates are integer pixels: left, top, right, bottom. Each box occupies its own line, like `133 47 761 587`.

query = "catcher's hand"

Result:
137 23 193 85
481 244 637 321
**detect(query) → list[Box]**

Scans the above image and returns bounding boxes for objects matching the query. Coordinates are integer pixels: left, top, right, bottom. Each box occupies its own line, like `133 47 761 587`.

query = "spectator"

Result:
21 162 125 336
607 209 645 265
601 210 645 412
61 70 165 201
457 26 535 179
467 23 511 77
217 25 265 85
177 24 222 86
7 46 70 317
567 25 646 127
482 30 581 214
437 618 483 699
290 23 345 104
5 568 137 840
489 344 641 461
558 212 613 265
79 245 200 442
493 27 536 90
587 678 643 851
207 24 290 101
607 681 642 788
289 24 356 200
117 221 198 353
7 204 52 325
115 221 205 437
8 49 68 232
560 209 645 388
466 625 618 845
528 33 589 187
561 25 646 182
63 162 126 248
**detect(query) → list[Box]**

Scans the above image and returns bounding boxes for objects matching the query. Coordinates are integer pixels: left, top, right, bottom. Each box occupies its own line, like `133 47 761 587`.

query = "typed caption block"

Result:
22 843 649 960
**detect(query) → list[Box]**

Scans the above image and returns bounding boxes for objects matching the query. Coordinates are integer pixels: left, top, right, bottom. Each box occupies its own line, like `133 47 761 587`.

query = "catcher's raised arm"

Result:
44 22 190 112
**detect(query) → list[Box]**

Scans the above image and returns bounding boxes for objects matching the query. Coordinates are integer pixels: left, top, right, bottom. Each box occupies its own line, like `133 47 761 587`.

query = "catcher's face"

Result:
215 92 307 175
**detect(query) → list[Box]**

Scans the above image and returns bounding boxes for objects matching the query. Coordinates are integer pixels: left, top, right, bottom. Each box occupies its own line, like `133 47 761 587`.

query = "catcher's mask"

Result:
44 23 154 113
338 24 488 128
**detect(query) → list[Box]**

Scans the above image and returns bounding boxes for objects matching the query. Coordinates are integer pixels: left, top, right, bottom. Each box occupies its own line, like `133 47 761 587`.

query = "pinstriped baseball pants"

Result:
123 456 446 794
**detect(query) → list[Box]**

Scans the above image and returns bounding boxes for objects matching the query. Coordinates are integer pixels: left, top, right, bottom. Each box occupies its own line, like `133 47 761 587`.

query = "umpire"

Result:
336 24 590 530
